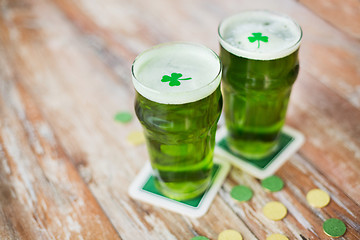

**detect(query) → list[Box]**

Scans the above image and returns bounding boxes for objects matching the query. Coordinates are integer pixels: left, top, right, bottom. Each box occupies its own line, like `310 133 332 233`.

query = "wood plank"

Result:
0 4 121 240
300 42 360 110
53 0 360 112
0 74 121 239
218 154 360 239
299 0 360 39
288 69 360 201
1 0 359 239
281 155 359 239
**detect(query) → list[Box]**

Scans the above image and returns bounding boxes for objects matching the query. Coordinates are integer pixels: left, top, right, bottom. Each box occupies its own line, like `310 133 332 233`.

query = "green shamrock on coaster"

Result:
248 32 269 48
161 72 192 86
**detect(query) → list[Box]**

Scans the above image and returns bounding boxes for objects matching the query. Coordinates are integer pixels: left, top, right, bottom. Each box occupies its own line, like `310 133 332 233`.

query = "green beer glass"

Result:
132 42 222 200
218 10 302 159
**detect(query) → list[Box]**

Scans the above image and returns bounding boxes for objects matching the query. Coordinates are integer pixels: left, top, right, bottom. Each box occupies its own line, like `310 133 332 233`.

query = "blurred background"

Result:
0 0 359 239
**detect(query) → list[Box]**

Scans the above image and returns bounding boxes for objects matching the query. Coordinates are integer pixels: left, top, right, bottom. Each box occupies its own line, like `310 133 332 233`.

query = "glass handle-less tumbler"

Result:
132 42 222 200
218 10 302 160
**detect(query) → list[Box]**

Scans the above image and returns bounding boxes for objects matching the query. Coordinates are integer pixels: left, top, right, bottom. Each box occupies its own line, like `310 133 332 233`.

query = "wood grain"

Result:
0 51 121 239
299 0 360 39
0 0 359 239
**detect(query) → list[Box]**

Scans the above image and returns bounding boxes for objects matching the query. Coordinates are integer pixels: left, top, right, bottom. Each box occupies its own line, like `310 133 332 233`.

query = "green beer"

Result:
218 11 302 159
132 42 222 200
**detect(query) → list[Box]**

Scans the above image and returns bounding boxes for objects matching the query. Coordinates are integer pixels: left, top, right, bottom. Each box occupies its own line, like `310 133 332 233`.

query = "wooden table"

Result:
1 0 359 239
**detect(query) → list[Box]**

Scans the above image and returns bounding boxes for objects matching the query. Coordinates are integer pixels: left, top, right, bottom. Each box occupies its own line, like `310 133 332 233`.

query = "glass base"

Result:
227 137 279 160
154 177 211 201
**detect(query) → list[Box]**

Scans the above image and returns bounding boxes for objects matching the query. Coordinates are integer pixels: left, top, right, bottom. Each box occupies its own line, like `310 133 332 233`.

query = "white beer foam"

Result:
132 42 222 104
219 10 302 60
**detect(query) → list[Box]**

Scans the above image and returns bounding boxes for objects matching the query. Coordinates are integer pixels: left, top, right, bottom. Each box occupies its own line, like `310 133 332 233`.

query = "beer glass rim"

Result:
131 42 222 105
218 10 303 60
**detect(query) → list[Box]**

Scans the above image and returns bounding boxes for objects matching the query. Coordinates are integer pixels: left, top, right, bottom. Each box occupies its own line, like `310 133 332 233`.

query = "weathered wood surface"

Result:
298 0 360 39
0 0 359 239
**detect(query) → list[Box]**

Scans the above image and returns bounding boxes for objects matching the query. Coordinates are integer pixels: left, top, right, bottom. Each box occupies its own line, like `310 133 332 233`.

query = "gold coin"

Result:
266 233 289 240
263 201 287 221
306 189 330 208
127 131 145 146
218 229 243 240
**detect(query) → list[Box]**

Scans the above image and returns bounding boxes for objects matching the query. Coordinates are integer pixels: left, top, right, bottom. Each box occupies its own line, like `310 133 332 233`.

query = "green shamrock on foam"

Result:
248 32 269 48
161 73 192 87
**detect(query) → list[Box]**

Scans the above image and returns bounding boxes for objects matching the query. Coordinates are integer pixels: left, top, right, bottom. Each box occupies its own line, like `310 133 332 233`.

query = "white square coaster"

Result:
215 125 305 179
128 157 230 218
